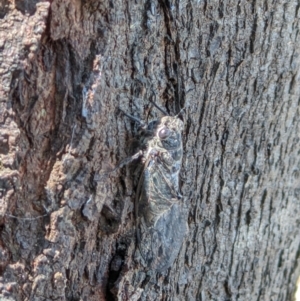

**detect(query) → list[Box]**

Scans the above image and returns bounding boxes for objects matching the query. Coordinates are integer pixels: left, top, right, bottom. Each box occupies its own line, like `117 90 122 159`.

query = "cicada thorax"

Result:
135 115 187 271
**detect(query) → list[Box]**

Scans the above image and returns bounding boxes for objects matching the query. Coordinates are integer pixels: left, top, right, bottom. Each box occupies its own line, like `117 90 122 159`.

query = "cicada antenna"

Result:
149 88 169 116
174 106 186 118
118 108 146 128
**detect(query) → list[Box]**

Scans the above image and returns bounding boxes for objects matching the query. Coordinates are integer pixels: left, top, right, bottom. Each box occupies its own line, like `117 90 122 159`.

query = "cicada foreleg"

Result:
96 150 143 183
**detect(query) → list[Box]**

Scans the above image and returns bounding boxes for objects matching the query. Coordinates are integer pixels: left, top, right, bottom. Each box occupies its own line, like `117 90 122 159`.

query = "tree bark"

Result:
0 0 299 300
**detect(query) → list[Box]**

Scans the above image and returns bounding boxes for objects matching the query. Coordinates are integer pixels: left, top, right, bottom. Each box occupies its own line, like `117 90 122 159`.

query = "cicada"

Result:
121 107 187 272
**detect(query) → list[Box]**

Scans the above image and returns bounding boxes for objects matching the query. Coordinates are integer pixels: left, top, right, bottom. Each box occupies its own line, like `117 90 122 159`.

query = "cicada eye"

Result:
158 128 171 139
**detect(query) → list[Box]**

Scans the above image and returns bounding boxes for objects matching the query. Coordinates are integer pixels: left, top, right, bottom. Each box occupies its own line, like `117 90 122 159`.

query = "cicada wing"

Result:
135 156 157 265
135 156 185 271
155 162 182 199
136 157 179 227
149 203 187 271
135 157 151 246
137 203 187 272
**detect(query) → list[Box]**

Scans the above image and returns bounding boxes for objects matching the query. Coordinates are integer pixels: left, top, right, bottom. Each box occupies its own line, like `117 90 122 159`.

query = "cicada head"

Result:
155 116 184 151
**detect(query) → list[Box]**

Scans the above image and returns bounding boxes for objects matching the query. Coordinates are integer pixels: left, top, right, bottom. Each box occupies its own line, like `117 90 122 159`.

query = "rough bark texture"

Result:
0 0 299 300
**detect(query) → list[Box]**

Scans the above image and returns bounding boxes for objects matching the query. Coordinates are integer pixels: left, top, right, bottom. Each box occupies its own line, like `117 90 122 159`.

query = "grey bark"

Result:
0 0 299 300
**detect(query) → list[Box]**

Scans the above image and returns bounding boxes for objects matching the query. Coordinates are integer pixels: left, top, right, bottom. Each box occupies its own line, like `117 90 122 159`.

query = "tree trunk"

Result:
0 0 299 300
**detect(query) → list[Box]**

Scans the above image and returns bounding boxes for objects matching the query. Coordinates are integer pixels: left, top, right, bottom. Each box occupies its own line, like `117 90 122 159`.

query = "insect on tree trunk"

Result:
0 1 299 300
